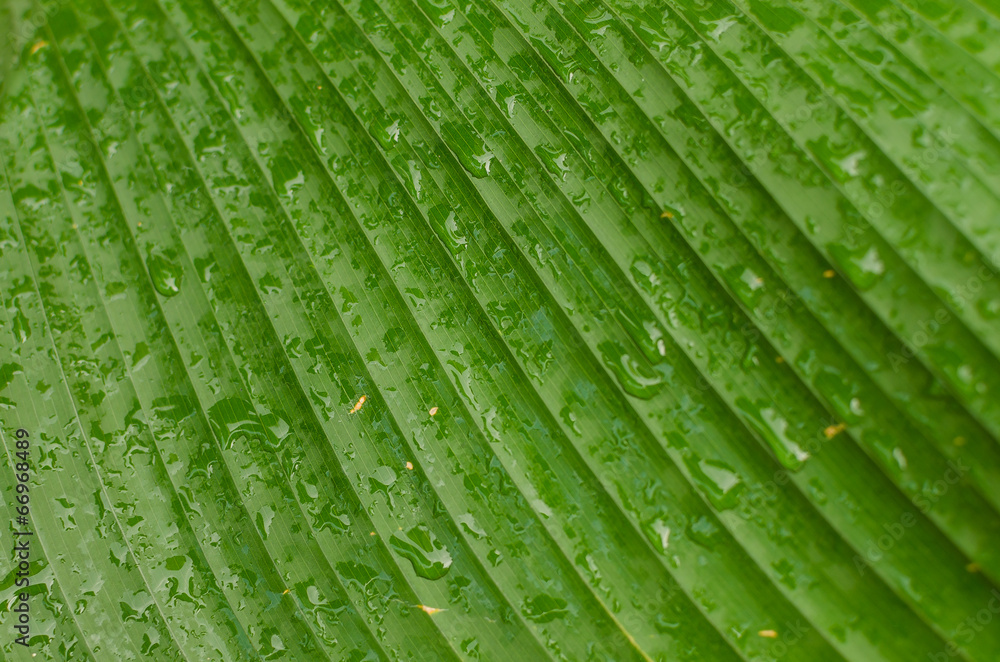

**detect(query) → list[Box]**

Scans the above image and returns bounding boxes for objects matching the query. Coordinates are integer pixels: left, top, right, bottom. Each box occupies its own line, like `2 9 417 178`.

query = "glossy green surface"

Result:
0 0 997 660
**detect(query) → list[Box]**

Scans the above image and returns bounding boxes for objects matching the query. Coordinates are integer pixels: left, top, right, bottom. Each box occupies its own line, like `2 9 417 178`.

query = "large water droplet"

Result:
428 204 467 255
369 116 401 150
0 362 23 393
522 594 568 623
416 0 455 26
147 253 182 297
368 465 398 504
534 143 570 181
723 265 766 309
390 525 452 580
827 243 885 291
684 455 744 510
10 305 30 343
207 397 286 451
598 340 663 399
687 515 720 549
616 308 668 364
441 122 494 178
643 518 671 552
736 398 811 471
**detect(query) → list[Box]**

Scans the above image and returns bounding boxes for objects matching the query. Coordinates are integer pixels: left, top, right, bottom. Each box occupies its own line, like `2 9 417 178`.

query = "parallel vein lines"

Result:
152 0 668 660
35 10 373 658
70 0 454 657
0 146 184 660
1 0 998 660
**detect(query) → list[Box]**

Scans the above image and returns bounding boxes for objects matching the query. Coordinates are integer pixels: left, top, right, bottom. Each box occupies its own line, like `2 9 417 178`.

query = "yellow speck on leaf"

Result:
758 630 778 639
429 406 439 416
660 210 674 219
349 395 367 414
954 436 967 446
71 224 78 230
30 41 48 55
418 605 445 615
137 221 142 227
282 589 290 595
967 563 981 573
405 461 414 470
775 356 784 364
823 269 836 278
369 531 376 536
824 422 846 439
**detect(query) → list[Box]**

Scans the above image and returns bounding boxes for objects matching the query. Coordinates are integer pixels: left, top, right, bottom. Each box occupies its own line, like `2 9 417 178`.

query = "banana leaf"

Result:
1 0 998 659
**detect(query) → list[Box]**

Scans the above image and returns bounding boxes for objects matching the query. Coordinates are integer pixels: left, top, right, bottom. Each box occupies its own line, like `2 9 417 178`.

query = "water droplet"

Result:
368 465 398 501
687 515 720 548
0 363 23 394
736 398 810 471
309 501 349 533
977 296 1000 319
441 122 494 178
428 205 467 255
256 505 275 539
369 116 401 150
493 82 519 119
402 159 423 202
645 518 671 551
259 272 283 295
616 308 668 364
390 525 452 580
416 0 455 26
207 398 285 451
723 265 766 309
892 447 908 470
827 243 885 291
456 513 486 540
12 308 30 342
522 593 568 623
684 455 744 510
529 36 578 83
534 143 570 180
598 340 663 399
813 368 863 424
148 253 182 297
130 342 151 372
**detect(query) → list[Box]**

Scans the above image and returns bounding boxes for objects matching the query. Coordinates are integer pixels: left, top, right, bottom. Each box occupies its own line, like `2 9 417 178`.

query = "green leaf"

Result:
0 0 998 660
